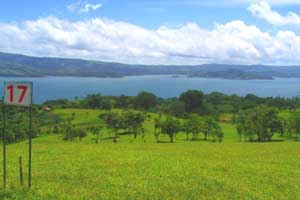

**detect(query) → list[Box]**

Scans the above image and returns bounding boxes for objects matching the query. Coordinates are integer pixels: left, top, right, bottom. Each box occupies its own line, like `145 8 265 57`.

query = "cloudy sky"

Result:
0 0 300 65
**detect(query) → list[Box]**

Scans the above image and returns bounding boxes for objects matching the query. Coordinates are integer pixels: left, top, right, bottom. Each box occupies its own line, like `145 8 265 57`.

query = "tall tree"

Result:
161 117 181 143
124 111 145 138
90 126 103 143
100 112 125 139
236 106 283 142
202 117 220 141
85 94 103 109
134 91 157 110
288 111 300 140
179 90 204 113
184 114 203 141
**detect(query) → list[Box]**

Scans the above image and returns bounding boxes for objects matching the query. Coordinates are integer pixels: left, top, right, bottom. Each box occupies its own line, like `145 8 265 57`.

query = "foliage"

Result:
179 90 204 113
236 106 283 142
100 112 126 139
286 111 300 140
134 91 157 110
154 117 162 143
183 114 203 141
0 107 294 200
0 106 42 143
63 125 87 141
43 90 300 117
160 116 181 143
202 117 221 141
124 111 145 138
89 126 103 143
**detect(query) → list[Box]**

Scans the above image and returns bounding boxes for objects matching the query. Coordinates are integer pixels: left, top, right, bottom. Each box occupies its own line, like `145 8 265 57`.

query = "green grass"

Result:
1 109 300 199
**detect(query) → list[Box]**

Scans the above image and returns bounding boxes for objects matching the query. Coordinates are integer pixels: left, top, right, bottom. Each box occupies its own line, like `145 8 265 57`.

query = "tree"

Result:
288 111 300 140
217 131 224 143
154 117 162 143
101 99 112 110
179 90 204 113
63 127 87 141
62 122 76 141
210 124 224 143
115 95 133 109
235 110 252 142
158 100 186 117
236 106 283 142
85 94 103 109
124 111 145 139
202 117 220 141
134 91 157 110
161 117 181 143
90 126 103 143
184 115 203 141
100 112 125 139
77 129 87 141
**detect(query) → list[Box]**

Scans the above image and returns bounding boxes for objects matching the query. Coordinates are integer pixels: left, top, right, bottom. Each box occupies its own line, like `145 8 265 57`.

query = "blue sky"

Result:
1 0 298 29
0 0 300 65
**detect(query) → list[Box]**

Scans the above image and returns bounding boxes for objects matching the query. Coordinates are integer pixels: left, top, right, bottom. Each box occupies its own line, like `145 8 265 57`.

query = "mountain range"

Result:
1 51 300 80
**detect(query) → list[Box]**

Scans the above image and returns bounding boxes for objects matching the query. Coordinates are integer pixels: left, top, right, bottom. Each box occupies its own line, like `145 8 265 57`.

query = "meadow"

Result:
1 108 300 199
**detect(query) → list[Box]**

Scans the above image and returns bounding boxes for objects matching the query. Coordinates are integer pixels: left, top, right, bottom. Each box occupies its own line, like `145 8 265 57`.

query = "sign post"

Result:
28 105 32 188
3 81 33 189
2 104 6 190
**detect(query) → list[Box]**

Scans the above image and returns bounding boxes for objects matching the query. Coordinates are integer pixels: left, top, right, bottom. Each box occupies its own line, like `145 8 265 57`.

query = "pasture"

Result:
0 109 300 199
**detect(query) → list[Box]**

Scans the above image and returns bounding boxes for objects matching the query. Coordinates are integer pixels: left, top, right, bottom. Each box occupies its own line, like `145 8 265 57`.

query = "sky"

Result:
0 0 300 65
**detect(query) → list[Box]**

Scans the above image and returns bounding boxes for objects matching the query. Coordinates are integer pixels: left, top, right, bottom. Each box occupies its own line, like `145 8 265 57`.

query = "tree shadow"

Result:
118 131 132 136
156 141 173 144
101 136 117 140
245 138 285 143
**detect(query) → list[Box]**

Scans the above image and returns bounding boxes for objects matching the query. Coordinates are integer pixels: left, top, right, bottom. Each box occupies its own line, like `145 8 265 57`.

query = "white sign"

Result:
3 82 32 107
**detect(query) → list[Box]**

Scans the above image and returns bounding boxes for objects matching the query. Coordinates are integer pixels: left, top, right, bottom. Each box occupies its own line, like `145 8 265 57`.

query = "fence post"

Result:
19 156 24 186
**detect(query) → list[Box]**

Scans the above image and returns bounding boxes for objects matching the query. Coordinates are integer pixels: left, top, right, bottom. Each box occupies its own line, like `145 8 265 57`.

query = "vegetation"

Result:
236 106 283 142
89 126 103 143
0 108 299 199
1 89 300 199
160 116 181 143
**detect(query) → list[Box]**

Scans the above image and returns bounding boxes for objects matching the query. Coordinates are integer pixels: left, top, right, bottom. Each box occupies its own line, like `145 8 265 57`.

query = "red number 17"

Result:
7 85 28 103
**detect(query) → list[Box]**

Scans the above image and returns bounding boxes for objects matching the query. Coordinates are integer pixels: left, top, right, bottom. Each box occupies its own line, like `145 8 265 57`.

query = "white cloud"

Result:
79 3 102 13
67 1 102 13
0 17 299 65
237 0 300 6
171 0 300 7
248 1 300 26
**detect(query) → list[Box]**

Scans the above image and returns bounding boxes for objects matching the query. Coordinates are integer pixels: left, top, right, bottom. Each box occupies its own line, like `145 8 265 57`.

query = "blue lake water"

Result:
0 76 300 103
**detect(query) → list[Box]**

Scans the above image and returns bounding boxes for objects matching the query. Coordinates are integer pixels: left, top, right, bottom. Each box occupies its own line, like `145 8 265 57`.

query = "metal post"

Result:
2 104 6 189
28 106 32 189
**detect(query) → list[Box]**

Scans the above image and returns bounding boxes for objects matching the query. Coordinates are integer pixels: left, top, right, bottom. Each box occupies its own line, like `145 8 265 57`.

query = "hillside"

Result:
1 109 300 199
1 52 300 79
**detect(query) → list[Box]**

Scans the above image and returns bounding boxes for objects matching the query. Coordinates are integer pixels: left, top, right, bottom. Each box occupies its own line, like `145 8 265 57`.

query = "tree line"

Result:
99 111 224 143
44 90 300 118
235 106 300 142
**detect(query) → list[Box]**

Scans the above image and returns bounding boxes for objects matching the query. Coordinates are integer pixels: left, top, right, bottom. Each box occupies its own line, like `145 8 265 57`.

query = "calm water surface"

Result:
0 76 299 103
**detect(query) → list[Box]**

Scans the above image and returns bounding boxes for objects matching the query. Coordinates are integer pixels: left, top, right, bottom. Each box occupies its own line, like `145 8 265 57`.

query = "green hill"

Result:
2 51 300 79
1 109 300 199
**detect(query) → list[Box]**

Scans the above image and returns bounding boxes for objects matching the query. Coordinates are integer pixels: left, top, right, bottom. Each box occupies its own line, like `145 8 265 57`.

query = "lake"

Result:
0 76 300 103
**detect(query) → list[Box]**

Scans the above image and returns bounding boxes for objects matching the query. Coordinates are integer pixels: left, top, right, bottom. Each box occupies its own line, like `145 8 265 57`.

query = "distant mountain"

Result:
189 69 273 80
1 51 300 80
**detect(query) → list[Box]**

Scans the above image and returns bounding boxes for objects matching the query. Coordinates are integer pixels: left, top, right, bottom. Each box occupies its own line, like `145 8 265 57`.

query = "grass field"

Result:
1 109 300 199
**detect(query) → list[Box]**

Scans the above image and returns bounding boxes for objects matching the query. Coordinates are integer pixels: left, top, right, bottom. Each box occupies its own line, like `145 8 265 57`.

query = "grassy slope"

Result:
1 109 300 199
